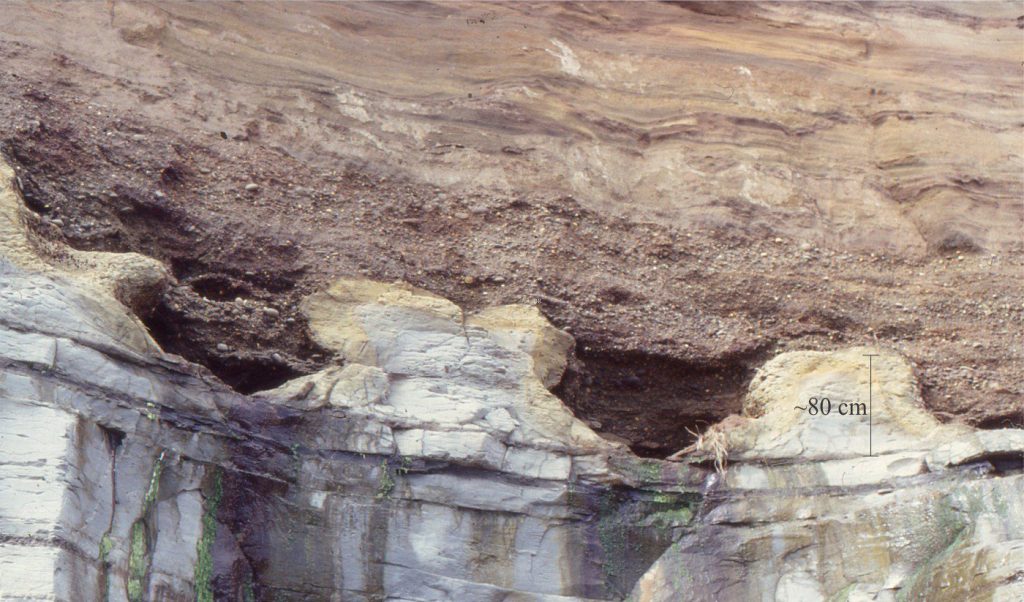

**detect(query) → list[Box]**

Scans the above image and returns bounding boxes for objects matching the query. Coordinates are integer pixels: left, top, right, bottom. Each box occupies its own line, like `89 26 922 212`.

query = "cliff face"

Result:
0 2 1020 457
1 160 1021 601
1 159 699 600
2 2 1021 254
633 348 1024 601
0 2 1022 600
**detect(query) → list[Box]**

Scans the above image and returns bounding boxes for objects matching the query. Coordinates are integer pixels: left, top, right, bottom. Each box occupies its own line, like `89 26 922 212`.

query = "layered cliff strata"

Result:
1 159 1021 601
634 349 1024 601
0 160 698 600
0 1 1020 460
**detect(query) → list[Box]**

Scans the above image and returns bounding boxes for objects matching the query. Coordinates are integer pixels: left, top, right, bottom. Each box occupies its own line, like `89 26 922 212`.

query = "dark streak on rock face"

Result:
214 469 281 600
156 387 680 599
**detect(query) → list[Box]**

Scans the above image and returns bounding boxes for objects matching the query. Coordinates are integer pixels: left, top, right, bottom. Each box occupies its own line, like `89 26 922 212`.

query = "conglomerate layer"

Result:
0 2 1020 455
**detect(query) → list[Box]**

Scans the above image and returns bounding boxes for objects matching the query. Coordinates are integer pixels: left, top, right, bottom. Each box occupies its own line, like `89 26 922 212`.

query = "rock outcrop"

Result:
1 157 1021 601
1 0 1020 456
633 349 1024 601
0 159 698 600
6 2 1022 254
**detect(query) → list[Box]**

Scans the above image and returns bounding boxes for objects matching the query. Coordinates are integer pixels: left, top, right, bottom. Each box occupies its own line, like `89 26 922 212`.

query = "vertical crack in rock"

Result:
193 467 222 602
97 425 124 601
127 450 163 602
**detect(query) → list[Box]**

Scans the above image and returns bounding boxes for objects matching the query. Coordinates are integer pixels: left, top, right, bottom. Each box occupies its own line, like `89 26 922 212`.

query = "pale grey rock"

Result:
484 407 519 434
0 266 693 601
928 428 1024 468
0 271 157 357
0 328 56 369
0 399 74 540
502 446 572 481
328 364 389 408
0 544 60 600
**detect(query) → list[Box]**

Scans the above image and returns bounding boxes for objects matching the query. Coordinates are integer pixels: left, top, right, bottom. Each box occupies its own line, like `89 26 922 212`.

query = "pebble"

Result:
454 211 470 220
49 218 64 227
154 190 166 200
245 183 260 192
263 307 280 318
216 343 229 352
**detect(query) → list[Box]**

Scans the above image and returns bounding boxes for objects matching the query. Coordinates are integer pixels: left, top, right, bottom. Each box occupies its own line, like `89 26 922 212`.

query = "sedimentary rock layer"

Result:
3 1 1021 253
0 159 697 600
0 1 1020 453
1 158 1020 601
633 348 1024 602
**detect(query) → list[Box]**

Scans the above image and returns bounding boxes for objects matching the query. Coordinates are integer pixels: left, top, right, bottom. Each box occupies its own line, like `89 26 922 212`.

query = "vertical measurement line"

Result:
868 356 872 456
864 353 878 457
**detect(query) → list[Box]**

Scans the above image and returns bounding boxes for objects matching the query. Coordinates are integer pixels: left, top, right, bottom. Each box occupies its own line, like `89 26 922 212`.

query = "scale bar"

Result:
864 354 878 457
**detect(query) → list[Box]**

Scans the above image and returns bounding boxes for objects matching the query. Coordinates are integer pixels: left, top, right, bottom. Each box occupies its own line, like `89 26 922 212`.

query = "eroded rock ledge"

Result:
0 160 1021 601
635 348 1024 601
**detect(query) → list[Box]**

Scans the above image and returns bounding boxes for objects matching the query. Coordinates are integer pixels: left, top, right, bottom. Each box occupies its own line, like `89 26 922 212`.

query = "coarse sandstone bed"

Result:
4 2 1021 254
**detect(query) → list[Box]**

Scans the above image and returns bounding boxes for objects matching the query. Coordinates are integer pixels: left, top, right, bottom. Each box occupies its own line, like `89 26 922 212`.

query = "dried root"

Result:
666 424 730 474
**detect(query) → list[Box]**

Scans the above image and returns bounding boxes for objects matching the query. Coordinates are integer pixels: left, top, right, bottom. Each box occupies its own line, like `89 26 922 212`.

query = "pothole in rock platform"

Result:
3 144 332 395
556 346 769 458
143 269 333 395
186 273 254 302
